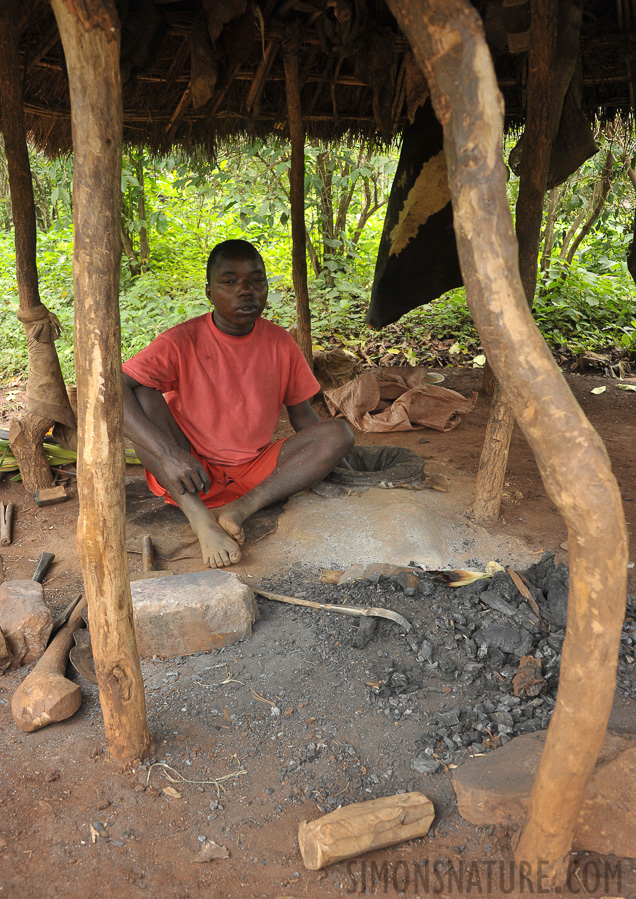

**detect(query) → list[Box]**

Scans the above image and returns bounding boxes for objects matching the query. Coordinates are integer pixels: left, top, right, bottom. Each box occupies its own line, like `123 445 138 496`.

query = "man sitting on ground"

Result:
122 239 354 569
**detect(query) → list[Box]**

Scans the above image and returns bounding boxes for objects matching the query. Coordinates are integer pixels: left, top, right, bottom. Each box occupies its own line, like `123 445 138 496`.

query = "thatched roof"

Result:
19 0 636 158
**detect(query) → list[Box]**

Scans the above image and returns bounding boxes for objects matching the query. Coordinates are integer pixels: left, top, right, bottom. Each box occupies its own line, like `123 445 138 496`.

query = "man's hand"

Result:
160 446 211 495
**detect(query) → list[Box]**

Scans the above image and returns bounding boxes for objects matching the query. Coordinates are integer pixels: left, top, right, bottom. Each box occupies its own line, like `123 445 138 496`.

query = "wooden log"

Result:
51 0 150 763
387 0 628 887
0 502 14 546
284 31 313 369
471 0 583 522
298 792 434 870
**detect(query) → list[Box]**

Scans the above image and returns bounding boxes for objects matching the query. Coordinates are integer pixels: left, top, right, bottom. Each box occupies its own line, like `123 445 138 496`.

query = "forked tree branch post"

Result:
471 0 582 521
50 0 150 763
0 0 74 491
284 30 313 368
387 0 628 886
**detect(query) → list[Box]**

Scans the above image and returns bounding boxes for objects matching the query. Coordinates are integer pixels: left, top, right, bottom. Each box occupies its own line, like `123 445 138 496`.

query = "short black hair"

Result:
206 239 265 284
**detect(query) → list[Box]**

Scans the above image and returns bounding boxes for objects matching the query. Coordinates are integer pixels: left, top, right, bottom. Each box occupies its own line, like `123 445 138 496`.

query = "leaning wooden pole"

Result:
388 0 627 886
471 0 581 521
284 31 313 368
51 0 149 762
0 0 75 491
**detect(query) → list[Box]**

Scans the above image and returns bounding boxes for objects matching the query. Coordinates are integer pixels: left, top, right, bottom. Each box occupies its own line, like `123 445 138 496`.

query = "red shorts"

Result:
145 439 286 509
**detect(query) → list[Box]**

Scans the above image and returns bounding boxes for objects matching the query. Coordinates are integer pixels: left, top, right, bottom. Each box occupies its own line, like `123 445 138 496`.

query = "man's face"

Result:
206 254 268 336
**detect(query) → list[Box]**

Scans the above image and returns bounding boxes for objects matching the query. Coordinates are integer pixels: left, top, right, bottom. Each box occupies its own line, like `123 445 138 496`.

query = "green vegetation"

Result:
1 128 635 383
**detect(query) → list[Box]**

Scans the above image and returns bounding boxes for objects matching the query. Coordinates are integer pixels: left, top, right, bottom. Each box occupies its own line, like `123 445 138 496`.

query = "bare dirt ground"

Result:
0 366 634 898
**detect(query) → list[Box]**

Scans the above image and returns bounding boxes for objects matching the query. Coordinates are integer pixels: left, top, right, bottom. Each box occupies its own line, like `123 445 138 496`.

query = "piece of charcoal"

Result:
417 639 434 663
489 572 520 603
546 567 569 628
480 591 519 619
437 709 460 727
352 616 378 649
475 624 534 658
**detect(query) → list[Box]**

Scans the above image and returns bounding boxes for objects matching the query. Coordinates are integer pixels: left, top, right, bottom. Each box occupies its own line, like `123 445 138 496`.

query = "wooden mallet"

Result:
11 597 88 733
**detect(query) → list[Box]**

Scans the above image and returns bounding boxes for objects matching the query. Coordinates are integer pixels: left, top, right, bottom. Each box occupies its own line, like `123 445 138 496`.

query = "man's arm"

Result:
286 399 321 433
123 372 211 494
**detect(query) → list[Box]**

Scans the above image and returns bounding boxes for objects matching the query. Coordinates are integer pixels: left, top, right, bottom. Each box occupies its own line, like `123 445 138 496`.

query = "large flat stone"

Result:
131 570 258 658
453 730 636 859
0 581 53 668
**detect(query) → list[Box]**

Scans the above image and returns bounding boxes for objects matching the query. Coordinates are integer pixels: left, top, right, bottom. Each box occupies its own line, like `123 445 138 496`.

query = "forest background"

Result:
1 125 635 383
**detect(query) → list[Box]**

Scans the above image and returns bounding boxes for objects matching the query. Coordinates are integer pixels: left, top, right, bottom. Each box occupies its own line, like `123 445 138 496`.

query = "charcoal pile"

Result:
255 552 634 807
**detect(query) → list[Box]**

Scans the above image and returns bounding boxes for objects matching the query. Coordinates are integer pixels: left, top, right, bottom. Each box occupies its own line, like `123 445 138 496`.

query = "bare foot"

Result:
216 501 248 547
191 513 242 569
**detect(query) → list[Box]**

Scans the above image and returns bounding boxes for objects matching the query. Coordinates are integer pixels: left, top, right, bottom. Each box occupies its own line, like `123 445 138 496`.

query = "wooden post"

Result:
284 31 313 368
471 0 582 521
0 0 74 491
51 0 150 763
387 0 628 886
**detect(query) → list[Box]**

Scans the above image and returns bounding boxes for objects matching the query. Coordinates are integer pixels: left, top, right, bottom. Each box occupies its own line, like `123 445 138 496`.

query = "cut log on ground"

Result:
388 0 628 887
0 502 14 546
51 0 150 763
298 792 434 870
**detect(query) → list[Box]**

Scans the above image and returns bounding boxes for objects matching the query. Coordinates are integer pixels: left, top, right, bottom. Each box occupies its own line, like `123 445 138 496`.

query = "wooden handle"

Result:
31 596 88 677
142 535 154 572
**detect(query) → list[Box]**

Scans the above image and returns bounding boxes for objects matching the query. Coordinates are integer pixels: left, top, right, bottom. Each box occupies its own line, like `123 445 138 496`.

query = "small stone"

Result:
131 570 258 658
95 798 111 810
411 755 441 775
0 581 53 668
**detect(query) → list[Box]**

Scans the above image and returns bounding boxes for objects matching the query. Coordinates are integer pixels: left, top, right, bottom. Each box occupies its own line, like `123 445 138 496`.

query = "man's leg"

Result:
216 419 354 545
129 386 243 568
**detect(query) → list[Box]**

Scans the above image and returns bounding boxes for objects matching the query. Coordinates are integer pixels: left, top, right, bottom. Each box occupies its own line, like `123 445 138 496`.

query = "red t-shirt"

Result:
123 313 320 465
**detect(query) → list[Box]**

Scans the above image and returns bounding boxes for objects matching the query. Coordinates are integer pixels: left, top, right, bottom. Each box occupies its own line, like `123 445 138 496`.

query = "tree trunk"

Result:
316 151 334 287
136 151 150 268
627 167 636 285
51 0 150 763
472 0 581 522
306 232 321 278
540 185 563 271
120 217 141 277
0 0 75 492
284 36 313 367
388 0 627 887
565 150 614 264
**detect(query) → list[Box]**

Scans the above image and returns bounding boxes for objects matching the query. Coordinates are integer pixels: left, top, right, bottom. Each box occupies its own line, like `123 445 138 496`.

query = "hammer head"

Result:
11 673 81 733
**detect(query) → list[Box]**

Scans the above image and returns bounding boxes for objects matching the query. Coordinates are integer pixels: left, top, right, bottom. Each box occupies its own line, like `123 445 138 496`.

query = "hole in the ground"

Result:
327 445 424 487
